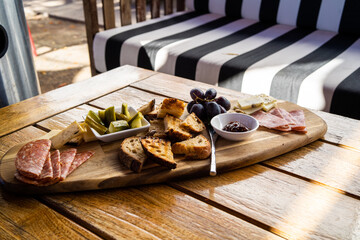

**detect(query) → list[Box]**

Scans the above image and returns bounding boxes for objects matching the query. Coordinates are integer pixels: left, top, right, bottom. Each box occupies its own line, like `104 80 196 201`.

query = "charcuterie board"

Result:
0 102 327 194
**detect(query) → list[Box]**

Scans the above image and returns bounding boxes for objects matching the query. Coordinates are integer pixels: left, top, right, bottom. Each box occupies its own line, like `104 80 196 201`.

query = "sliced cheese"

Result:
50 121 83 149
262 102 277 112
83 123 97 142
67 134 84 146
237 95 264 110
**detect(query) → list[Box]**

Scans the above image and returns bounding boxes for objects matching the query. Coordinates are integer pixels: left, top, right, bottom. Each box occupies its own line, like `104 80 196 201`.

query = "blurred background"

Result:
24 0 91 93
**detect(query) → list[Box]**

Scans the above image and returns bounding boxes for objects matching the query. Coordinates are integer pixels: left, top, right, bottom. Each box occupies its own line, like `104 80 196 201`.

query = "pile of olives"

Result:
187 88 231 123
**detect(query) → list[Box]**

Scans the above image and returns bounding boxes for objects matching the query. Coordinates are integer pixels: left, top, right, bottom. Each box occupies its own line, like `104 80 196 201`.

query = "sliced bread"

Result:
172 134 211 160
164 114 192 141
147 119 167 138
141 137 176 169
157 98 186 118
180 112 206 133
119 137 147 173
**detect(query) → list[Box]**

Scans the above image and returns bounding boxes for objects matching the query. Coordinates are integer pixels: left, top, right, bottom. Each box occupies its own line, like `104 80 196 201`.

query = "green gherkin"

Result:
105 106 116 127
85 115 107 135
122 103 131 119
109 120 129 133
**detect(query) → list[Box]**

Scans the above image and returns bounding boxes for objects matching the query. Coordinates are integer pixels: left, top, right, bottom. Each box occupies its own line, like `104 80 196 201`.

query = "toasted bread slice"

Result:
147 119 167 138
141 137 176 169
181 112 206 133
164 114 192 141
157 98 186 118
172 134 211 159
119 137 147 173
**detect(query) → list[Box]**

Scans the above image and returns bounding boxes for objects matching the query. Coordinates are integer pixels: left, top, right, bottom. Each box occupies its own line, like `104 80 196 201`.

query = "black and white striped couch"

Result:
93 0 360 119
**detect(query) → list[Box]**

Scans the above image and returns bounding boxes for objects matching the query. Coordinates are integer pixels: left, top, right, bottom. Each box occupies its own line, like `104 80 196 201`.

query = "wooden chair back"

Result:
82 0 186 76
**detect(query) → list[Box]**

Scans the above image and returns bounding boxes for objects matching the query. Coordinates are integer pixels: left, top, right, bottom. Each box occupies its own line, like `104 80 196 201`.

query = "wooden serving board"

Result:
0 102 327 194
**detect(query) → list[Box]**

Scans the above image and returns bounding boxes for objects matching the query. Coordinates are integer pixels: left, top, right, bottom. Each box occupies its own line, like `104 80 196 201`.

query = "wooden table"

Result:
1 65 360 239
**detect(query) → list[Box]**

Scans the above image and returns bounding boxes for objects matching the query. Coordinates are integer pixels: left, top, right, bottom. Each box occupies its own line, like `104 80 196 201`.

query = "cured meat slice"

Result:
67 151 95 177
289 110 307 133
59 148 77 181
15 139 51 179
15 171 55 186
251 110 289 130
37 152 53 182
270 108 297 126
50 150 61 181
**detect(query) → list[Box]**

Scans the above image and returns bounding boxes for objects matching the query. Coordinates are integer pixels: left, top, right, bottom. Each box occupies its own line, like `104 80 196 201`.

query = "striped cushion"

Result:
93 12 360 119
186 0 360 36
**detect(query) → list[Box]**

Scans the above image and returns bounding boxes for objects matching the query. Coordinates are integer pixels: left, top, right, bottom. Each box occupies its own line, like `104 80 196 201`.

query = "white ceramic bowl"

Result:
210 113 259 141
89 106 150 142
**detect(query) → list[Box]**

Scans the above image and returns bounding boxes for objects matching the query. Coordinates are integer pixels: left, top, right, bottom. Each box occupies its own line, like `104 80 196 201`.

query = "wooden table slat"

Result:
0 188 101 240
0 65 156 138
130 72 249 102
40 185 283 240
36 104 101 131
263 141 360 198
89 86 166 110
171 164 360 240
0 126 46 159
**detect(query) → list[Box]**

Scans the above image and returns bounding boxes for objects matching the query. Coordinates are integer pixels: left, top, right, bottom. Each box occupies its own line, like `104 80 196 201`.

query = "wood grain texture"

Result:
136 0 146 22
120 0 132 26
102 0 116 30
131 72 250 102
0 65 156 138
82 0 99 76
36 104 100 131
0 188 100 239
150 0 160 19
89 86 165 110
0 126 46 159
264 141 360 197
313 110 360 149
172 164 360 240
164 0 173 15
40 185 283 240
177 0 185 11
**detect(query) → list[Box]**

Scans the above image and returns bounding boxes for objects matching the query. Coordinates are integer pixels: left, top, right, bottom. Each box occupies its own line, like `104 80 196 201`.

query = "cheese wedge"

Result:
82 123 97 142
50 121 83 149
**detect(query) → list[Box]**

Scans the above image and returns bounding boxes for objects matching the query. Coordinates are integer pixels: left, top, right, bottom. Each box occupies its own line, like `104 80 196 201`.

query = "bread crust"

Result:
157 98 186 118
141 137 176 169
118 137 147 173
180 112 206 133
172 135 211 160
164 114 191 141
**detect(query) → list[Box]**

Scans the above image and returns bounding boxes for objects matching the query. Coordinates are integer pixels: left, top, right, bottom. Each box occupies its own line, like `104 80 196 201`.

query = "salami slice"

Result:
15 171 55 187
59 148 77 181
50 150 61 181
15 139 51 179
67 151 95 177
37 152 53 182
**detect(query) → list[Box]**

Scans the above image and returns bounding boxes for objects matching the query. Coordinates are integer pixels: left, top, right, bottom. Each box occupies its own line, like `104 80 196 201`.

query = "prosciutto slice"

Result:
251 110 290 131
252 108 307 133
289 110 307 132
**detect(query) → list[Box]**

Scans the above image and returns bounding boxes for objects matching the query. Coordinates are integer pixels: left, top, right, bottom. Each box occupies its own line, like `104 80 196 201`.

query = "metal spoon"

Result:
208 125 218 176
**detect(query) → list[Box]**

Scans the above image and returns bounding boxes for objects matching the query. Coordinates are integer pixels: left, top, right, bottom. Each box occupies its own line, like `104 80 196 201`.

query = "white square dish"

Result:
89 106 150 142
